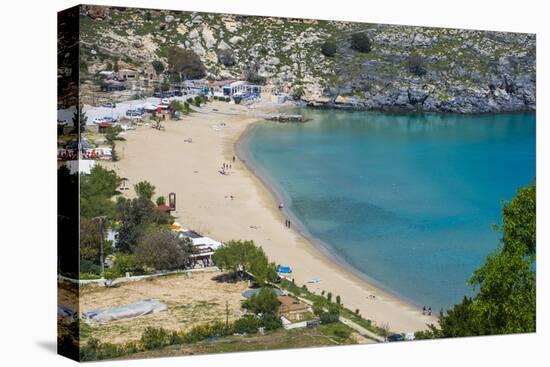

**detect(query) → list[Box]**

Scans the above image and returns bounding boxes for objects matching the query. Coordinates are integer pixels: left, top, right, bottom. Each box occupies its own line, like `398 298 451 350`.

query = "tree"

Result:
73 104 87 133
291 86 304 101
167 47 205 80
135 230 195 270
134 181 155 200
312 300 340 324
80 217 102 264
80 165 120 218
156 196 166 206
350 32 372 53
408 51 427 76
242 288 280 315
115 196 171 252
320 39 337 57
151 60 165 75
212 240 277 285
217 49 236 67
151 114 164 130
499 182 536 257
425 182 536 338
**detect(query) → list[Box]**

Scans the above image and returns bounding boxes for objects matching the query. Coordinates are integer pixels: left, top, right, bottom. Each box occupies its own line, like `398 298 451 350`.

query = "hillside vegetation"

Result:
79 6 536 113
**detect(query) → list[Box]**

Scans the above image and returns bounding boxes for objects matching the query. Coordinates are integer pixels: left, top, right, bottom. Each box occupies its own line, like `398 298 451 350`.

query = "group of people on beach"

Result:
284 219 291 228
422 306 432 316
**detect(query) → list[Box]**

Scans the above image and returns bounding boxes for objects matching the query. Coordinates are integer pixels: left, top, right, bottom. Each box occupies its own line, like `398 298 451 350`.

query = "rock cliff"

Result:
79 6 536 113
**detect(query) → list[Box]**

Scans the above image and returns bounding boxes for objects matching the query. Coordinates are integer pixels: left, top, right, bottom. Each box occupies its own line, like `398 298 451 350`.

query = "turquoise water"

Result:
241 109 536 311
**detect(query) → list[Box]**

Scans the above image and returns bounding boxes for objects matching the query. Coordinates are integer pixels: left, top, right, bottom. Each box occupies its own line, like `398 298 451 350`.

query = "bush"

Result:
79 272 102 280
80 259 101 275
217 49 236 66
105 125 124 142
156 196 166 206
80 338 129 361
135 230 195 271
350 32 372 53
242 288 280 315
408 51 427 76
314 301 340 324
113 253 142 275
182 321 229 343
193 96 202 107
260 312 283 330
141 327 169 350
234 315 260 334
151 60 165 75
320 39 337 57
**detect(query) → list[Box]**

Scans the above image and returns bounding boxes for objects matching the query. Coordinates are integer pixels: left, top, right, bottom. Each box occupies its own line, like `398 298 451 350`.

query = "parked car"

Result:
93 117 107 124
125 109 143 118
387 334 405 342
101 102 116 108
174 90 183 96
103 116 118 123
153 91 163 98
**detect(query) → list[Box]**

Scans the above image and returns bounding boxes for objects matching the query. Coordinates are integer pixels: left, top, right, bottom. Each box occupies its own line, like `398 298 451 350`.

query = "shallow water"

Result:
242 109 535 311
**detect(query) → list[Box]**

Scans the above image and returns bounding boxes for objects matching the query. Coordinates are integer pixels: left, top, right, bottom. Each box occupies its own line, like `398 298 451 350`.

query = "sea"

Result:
239 108 536 311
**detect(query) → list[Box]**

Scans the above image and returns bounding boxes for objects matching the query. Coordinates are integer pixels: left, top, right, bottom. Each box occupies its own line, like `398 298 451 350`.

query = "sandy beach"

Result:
103 100 437 333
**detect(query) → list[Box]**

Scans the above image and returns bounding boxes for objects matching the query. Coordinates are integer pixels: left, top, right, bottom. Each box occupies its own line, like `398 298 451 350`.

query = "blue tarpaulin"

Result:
277 265 292 274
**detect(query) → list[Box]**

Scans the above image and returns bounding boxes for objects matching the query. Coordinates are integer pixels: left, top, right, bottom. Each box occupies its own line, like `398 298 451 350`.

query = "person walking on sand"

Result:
233 155 236 162
422 306 426 315
428 306 432 316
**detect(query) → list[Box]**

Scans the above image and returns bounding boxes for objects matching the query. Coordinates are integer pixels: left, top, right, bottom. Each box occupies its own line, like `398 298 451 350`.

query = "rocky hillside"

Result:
79 5 536 113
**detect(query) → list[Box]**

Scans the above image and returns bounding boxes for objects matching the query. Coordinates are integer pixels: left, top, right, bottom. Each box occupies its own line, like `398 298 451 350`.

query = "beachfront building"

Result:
208 79 235 97
222 80 263 97
277 295 311 321
183 79 209 95
176 229 224 267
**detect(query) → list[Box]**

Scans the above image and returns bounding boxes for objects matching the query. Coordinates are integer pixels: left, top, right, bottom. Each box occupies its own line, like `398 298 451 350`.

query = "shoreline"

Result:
234 122 428 309
104 100 437 333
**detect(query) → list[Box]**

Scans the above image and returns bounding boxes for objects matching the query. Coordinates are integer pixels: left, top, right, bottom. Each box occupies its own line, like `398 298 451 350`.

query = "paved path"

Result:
338 316 385 342
294 294 385 343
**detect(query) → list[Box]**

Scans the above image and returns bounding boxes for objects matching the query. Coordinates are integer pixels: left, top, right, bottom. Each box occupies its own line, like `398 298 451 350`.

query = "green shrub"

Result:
315 302 340 324
141 327 169 350
79 272 102 280
350 32 372 53
80 259 101 275
156 196 166 206
113 253 142 275
234 315 260 334
182 321 228 343
408 51 427 76
320 39 337 57
260 312 282 330
242 288 280 315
